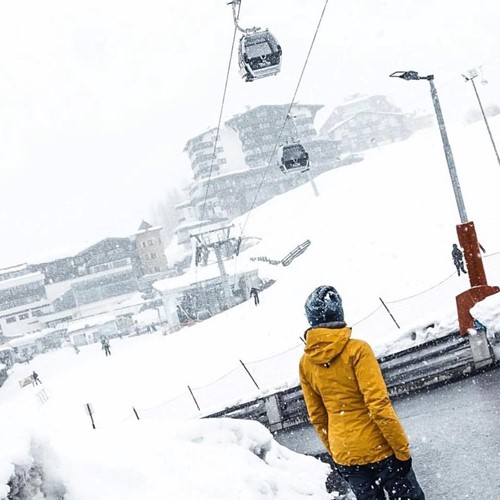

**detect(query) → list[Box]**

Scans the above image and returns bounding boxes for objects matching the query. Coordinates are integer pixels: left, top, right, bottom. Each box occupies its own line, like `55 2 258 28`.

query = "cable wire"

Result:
192 1 241 289
197 3 241 229
227 0 331 281
385 272 456 303
238 0 331 238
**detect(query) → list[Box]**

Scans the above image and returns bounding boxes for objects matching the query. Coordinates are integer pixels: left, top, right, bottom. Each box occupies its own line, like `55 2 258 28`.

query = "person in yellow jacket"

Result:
300 286 425 500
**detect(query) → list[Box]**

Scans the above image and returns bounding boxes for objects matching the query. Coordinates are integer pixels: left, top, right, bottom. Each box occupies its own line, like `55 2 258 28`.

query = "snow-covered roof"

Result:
339 93 384 107
153 259 258 293
135 225 163 235
174 219 213 233
326 110 406 133
67 313 116 333
133 308 160 326
0 271 45 291
137 220 153 231
198 165 251 182
0 263 28 276
174 200 192 209
6 332 46 347
112 291 145 311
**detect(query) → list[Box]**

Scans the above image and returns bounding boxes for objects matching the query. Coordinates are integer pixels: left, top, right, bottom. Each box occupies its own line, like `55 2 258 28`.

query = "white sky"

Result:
2 114 500 497
1 0 500 268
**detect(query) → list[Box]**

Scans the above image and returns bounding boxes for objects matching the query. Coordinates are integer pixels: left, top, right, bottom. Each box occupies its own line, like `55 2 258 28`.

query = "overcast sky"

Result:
1 0 500 268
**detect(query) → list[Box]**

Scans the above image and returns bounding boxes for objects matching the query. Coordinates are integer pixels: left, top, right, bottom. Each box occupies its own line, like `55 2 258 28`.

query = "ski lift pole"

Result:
239 359 260 389
214 244 234 309
86 403 96 430
379 297 400 329
187 385 201 412
305 169 319 197
464 73 500 168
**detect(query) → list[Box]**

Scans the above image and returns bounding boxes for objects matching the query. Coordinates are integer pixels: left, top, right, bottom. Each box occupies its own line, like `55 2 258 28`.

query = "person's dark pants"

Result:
334 456 425 500
455 262 467 276
254 295 259 306
315 452 350 496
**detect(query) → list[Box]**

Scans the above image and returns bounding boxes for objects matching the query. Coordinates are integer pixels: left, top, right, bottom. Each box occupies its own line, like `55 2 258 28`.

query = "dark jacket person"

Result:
299 286 425 500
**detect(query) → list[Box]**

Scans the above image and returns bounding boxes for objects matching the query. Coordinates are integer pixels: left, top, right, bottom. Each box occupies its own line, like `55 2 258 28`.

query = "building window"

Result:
150 252 157 259
154 266 161 273
32 309 43 317
18 313 29 320
141 241 147 248
6 316 16 324
147 239 155 246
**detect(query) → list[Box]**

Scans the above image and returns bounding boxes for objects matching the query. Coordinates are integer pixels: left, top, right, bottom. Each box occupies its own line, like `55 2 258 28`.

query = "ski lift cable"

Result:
348 305 383 327
230 0 260 34
193 1 242 286
197 4 241 230
384 271 456 304
238 0 331 238
229 0 330 278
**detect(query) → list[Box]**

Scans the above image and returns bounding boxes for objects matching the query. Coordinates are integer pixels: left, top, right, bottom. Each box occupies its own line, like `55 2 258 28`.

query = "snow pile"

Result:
0 417 331 500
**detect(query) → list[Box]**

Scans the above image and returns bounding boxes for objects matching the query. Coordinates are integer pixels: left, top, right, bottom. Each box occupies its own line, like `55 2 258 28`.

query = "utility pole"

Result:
389 70 499 334
191 224 235 311
462 67 500 168
424 75 468 223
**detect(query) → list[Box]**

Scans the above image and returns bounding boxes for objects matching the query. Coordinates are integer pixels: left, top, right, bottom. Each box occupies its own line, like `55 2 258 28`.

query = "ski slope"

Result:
1 116 500 498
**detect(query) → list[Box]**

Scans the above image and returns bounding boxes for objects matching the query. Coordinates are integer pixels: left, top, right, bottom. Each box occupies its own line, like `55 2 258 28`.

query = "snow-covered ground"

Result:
0 413 331 500
2 116 500 498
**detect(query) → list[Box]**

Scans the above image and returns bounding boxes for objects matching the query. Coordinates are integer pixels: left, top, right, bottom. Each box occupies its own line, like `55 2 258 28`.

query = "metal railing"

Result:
206 331 496 433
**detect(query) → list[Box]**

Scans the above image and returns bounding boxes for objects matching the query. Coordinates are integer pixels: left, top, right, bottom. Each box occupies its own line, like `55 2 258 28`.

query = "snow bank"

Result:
1 418 331 500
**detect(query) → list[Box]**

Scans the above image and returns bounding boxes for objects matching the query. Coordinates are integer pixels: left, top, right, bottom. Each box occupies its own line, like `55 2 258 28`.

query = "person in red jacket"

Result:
300 285 425 500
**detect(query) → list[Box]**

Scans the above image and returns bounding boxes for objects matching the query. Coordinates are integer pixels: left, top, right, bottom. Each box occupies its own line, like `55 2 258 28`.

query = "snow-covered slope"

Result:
1 116 500 498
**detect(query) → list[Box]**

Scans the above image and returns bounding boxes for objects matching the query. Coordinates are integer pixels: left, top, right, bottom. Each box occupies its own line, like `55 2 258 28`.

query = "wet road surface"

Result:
274 367 500 499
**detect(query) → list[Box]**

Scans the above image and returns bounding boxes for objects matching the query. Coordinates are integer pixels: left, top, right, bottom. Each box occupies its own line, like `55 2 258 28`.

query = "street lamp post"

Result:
390 70 499 334
462 68 500 168
390 71 468 223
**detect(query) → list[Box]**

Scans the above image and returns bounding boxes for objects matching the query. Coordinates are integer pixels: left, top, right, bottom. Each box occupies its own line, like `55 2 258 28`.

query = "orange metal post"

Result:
457 222 486 287
455 222 499 335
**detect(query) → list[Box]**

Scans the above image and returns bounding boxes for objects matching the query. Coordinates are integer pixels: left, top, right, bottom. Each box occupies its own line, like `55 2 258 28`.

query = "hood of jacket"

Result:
304 323 351 365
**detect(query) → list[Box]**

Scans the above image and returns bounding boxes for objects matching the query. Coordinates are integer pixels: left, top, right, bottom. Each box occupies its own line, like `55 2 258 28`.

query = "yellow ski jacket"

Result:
299 325 411 466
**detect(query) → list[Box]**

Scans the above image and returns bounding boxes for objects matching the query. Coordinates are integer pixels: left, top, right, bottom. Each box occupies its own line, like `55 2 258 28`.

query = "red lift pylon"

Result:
455 221 499 335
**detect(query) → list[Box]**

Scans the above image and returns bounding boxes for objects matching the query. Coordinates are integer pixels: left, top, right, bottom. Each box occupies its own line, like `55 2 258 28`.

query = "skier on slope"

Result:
299 286 425 500
32 371 42 385
101 337 111 356
250 287 260 306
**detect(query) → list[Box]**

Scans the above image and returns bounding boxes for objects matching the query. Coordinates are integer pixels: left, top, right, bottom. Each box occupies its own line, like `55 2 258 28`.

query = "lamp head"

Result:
462 68 479 81
401 70 420 80
389 70 433 81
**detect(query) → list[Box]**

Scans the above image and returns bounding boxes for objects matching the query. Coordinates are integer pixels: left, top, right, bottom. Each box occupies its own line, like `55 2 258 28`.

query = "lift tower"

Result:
190 224 236 311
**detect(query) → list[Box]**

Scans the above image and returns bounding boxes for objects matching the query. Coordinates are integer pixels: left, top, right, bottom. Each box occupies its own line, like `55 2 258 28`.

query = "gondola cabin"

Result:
278 143 310 173
238 30 282 82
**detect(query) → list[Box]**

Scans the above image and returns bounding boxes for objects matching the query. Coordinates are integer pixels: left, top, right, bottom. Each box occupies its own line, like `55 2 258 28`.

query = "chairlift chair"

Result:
278 143 310 173
238 30 282 82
